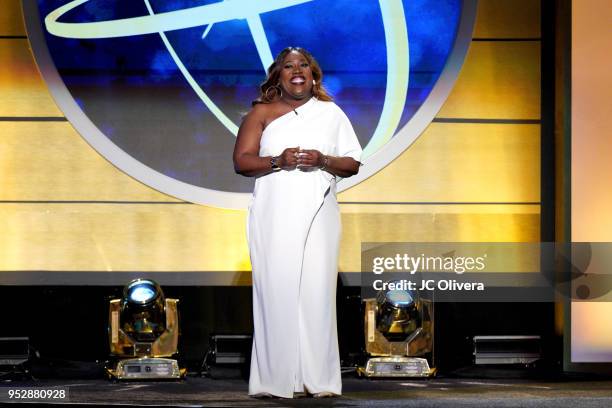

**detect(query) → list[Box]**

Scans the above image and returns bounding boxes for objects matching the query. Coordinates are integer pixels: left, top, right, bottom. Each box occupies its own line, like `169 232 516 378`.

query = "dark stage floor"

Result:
2 375 612 407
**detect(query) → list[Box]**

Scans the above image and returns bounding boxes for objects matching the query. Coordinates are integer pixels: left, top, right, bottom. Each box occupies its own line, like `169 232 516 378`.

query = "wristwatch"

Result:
270 156 281 170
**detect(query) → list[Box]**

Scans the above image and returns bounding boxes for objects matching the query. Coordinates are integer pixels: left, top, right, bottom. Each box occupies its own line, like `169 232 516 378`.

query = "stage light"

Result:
120 279 166 344
359 282 435 378
105 279 186 380
376 288 420 342
127 280 157 303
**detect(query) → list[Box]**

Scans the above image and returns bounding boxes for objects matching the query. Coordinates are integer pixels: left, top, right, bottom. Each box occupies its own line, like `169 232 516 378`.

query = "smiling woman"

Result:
252 47 333 107
233 47 362 398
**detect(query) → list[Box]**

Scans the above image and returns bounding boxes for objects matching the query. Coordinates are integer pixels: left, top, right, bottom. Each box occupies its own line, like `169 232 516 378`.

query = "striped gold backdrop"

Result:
0 0 541 284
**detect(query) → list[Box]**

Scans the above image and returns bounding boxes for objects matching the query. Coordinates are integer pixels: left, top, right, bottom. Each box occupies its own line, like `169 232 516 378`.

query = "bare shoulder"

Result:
243 103 268 124
253 101 289 128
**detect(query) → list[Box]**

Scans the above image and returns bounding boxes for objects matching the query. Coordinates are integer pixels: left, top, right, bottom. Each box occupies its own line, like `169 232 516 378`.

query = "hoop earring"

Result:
264 85 280 101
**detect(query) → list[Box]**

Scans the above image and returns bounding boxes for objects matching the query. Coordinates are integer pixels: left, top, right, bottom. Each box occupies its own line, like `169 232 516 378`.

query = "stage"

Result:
3 1 612 407
2 374 612 407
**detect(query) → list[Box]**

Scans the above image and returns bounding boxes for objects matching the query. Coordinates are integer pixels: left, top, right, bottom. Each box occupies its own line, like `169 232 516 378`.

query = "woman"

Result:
233 47 362 398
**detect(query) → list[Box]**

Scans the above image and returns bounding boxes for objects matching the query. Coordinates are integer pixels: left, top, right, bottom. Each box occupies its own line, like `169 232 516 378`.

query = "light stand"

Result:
358 288 435 377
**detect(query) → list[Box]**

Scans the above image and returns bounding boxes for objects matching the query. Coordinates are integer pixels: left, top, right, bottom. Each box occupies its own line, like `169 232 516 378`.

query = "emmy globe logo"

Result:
24 0 476 209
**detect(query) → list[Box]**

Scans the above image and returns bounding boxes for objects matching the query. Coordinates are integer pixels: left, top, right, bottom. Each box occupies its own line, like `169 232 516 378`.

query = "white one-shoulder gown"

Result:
247 97 362 398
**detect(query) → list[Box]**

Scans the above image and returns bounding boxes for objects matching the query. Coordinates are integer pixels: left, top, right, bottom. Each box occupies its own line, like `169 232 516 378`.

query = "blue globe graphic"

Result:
29 0 470 208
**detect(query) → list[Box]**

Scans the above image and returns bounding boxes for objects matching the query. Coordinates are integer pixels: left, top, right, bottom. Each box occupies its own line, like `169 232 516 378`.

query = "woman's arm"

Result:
233 105 300 177
233 106 274 177
319 154 360 178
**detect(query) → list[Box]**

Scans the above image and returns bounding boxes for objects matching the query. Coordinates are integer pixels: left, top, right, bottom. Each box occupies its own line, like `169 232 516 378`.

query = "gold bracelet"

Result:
320 155 330 171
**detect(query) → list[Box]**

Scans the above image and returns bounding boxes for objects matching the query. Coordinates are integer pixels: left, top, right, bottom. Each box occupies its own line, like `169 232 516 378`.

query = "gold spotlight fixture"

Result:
105 279 186 380
359 284 435 377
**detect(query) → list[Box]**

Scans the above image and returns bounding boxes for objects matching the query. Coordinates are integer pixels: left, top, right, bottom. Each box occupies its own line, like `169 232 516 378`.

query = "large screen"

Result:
27 0 469 207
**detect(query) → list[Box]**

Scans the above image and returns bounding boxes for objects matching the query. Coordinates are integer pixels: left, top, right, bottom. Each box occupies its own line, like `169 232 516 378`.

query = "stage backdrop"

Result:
0 0 541 285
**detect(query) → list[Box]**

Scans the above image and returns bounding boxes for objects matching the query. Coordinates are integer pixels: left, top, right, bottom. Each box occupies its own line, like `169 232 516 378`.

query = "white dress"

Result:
247 97 362 398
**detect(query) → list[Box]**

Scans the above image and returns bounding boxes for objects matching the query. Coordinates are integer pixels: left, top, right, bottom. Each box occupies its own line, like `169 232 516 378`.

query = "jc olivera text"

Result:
372 279 485 291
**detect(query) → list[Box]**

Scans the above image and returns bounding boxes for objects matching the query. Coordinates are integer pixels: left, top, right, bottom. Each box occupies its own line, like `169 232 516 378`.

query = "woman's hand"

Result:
278 147 301 170
297 149 360 177
296 149 325 169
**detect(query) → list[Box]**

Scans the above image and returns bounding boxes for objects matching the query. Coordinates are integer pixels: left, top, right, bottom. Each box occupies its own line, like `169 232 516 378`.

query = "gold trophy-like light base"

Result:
359 356 436 378
106 357 186 380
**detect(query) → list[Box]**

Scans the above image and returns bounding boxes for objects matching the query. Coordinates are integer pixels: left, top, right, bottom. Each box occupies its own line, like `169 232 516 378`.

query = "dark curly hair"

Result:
252 46 333 106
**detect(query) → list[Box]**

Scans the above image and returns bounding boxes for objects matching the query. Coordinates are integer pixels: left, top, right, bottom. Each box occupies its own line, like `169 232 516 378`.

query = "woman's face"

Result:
278 51 314 100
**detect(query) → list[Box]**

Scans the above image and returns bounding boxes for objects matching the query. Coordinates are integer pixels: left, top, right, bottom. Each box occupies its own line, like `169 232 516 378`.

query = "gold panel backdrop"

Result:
472 0 540 39
0 38 63 117
437 42 541 120
0 1 541 282
0 1 26 36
